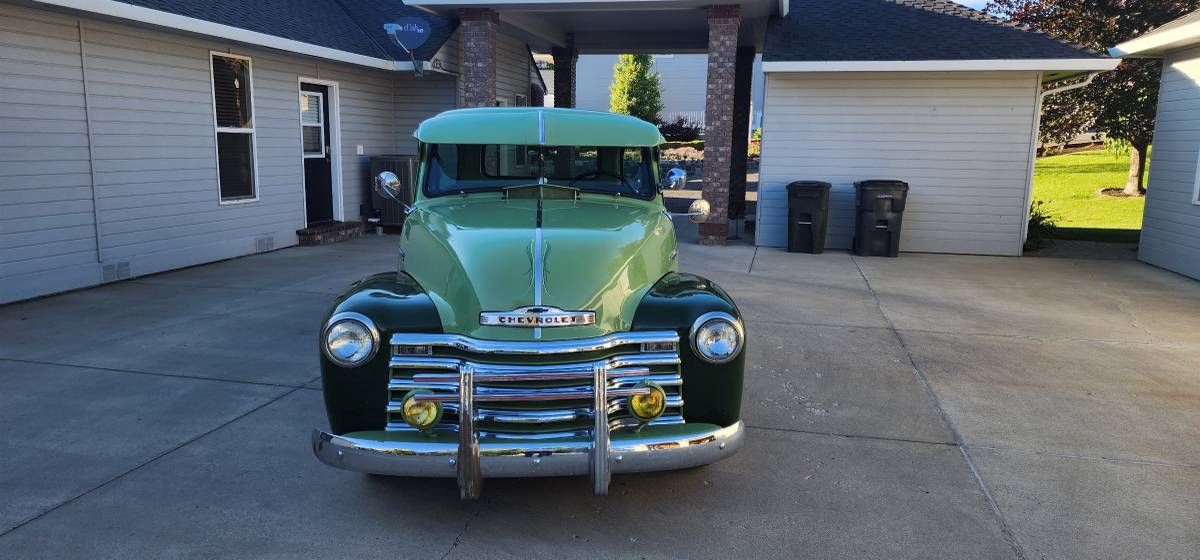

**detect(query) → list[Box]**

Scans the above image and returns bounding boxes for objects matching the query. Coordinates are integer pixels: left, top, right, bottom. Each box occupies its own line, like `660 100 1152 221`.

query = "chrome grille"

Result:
385 332 684 437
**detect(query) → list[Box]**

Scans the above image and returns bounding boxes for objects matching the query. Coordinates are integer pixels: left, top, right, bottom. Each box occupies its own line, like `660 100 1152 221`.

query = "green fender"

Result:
319 272 442 435
631 272 745 427
320 271 745 434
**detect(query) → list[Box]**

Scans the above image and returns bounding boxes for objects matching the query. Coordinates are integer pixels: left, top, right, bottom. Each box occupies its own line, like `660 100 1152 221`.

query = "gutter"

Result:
32 0 437 73
1019 71 1103 254
1110 17 1200 58
761 58 1120 73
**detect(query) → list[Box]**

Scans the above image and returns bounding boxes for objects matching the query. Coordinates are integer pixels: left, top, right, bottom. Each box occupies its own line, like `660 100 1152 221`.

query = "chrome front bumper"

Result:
312 421 744 495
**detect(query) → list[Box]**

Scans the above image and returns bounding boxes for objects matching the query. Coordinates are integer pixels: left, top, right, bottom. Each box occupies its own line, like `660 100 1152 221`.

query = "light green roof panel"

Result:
414 107 665 147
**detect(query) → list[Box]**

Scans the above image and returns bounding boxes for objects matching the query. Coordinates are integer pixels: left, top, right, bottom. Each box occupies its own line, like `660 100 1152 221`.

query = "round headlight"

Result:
690 312 744 364
322 312 378 367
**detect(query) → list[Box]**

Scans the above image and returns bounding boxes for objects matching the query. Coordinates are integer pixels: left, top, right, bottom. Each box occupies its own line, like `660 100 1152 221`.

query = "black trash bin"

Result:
853 180 909 257
786 181 832 254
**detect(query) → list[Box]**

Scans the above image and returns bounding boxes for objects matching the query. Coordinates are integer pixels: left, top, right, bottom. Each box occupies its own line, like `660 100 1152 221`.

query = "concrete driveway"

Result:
1 234 1198 559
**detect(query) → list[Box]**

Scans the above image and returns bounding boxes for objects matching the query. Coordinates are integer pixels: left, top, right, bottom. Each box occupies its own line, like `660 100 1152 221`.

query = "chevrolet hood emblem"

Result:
480 306 596 328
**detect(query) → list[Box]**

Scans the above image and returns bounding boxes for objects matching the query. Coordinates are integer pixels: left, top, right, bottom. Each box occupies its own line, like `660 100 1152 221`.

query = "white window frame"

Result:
514 93 529 107
210 51 259 205
300 91 326 159
297 77 346 223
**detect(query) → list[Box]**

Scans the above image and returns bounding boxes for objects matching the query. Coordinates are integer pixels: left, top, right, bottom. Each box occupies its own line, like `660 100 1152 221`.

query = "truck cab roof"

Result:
414 107 665 147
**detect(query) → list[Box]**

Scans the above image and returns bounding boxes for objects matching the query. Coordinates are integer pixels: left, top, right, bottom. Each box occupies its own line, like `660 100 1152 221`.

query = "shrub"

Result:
661 146 703 161
661 140 704 150
659 116 702 142
609 54 663 124
1024 200 1058 252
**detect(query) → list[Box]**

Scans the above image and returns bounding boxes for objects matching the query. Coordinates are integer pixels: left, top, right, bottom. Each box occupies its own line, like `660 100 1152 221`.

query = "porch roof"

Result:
407 0 782 52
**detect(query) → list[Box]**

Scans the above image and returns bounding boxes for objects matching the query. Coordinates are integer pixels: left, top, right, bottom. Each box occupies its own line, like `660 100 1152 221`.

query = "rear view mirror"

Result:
375 171 414 213
661 167 687 191
686 199 711 224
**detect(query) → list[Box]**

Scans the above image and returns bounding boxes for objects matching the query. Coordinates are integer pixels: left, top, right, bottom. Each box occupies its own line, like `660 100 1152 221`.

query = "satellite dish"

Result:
384 18 432 77
384 17 431 50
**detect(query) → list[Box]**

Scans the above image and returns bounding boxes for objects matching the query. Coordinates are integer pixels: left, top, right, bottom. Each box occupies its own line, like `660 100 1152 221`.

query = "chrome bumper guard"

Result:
315 330 743 498
312 421 744 492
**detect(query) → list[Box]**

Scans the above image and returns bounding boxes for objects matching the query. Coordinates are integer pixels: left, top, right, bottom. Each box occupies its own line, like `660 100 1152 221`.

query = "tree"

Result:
985 0 1199 195
609 54 663 124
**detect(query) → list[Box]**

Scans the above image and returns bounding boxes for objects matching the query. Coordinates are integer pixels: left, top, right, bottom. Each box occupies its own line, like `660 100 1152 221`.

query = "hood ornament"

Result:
480 306 596 328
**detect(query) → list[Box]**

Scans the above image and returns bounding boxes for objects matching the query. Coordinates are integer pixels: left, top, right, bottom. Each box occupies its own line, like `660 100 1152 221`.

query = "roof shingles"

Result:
765 0 1108 62
119 0 454 61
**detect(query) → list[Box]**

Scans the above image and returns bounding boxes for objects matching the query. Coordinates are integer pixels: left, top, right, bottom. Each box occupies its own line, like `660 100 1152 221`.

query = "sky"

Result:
959 0 989 9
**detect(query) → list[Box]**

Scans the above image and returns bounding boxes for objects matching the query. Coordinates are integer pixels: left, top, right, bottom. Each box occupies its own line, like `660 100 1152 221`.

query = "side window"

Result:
211 53 257 202
483 145 537 177
622 148 646 190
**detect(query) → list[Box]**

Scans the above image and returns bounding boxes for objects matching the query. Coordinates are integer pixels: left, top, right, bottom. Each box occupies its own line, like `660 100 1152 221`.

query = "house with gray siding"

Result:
0 0 544 304
1112 12 1200 281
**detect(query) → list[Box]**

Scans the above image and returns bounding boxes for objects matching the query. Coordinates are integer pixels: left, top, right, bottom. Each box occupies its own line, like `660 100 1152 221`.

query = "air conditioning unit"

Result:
366 155 417 227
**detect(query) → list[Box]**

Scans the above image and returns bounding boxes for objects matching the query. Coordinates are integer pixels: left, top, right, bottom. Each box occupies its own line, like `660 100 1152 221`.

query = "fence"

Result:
663 110 705 128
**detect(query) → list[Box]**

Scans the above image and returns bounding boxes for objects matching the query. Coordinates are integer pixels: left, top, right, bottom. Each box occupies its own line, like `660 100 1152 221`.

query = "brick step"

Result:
297 221 363 246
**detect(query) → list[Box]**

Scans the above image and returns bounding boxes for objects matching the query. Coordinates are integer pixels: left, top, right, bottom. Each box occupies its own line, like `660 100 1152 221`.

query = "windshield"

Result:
425 144 656 199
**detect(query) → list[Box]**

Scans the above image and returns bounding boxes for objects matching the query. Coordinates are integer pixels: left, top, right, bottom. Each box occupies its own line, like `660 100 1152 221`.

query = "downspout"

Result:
1019 71 1101 254
78 22 103 263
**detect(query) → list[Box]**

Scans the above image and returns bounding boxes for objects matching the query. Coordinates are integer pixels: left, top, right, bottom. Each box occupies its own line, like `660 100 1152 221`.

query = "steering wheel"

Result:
568 169 634 193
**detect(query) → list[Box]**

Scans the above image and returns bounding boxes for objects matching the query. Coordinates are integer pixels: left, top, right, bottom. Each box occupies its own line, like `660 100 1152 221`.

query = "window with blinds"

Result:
211 53 256 202
300 92 325 158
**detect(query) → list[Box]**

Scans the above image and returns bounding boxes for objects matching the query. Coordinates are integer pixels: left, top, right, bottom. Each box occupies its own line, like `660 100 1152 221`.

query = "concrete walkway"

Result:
1 234 1198 559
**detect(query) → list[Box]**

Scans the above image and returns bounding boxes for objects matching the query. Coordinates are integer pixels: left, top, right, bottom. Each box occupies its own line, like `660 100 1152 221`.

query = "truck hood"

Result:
402 194 677 341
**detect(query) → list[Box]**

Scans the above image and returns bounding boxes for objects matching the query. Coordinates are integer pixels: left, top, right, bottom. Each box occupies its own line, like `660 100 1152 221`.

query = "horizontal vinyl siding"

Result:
432 30 460 75
756 71 1039 256
0 3 101 302
496 32 531 106
1139 47 1200 280
79 22 305 274
0 4 461 303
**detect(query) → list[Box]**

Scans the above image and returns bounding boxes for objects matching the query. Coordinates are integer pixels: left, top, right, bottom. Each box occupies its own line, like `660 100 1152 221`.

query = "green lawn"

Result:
1031 149 1146 243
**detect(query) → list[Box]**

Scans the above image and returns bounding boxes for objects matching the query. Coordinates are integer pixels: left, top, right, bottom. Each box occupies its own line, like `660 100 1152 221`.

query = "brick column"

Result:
727 46 755 223
459 8 498 108
699 5 740 245
551 35 578 108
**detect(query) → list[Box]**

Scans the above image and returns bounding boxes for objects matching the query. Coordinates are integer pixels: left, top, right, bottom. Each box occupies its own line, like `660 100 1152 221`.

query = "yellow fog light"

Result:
401 391 443 430
628 382 667 422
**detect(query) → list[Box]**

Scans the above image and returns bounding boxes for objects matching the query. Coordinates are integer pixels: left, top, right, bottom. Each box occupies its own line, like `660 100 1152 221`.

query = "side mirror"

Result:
686 198 711 224
375 171 414 213
661 167 687 191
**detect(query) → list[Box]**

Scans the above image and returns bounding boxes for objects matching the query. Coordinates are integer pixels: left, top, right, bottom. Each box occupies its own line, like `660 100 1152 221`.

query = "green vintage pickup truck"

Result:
312 107 745 498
